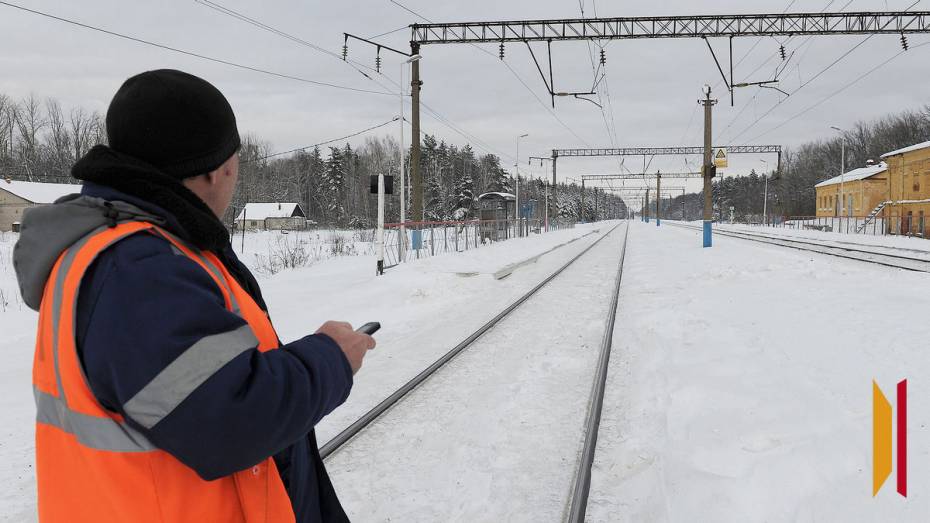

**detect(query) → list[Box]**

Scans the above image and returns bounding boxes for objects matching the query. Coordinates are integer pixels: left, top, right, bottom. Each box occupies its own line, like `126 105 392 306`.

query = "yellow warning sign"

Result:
714 148 728 168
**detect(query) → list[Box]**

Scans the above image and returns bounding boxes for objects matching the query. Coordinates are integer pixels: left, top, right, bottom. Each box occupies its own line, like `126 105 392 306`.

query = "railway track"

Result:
666 222 930 273
320 222 630 521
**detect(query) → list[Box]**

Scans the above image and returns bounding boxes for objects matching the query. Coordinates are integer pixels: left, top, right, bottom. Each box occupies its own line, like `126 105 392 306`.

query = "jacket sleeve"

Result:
78 234 353 480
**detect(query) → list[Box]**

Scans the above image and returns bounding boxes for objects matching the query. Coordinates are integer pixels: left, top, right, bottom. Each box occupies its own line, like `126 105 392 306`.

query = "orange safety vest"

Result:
32 221 295 522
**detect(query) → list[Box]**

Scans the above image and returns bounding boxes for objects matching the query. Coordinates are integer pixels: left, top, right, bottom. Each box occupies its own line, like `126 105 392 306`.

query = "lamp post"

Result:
516 133 528 236
398 54 422 263
830 125 848 229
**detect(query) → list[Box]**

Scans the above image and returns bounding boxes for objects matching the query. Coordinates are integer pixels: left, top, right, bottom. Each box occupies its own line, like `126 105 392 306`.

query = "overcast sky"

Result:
1 0 928 202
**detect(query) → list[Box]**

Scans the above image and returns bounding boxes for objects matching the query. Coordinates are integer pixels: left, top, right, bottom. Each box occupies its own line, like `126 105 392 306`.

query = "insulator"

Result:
779 45 786 60
499 42 505 60
341 44 348 61
375 56 382 73
901 34 909 51
599 49 606 65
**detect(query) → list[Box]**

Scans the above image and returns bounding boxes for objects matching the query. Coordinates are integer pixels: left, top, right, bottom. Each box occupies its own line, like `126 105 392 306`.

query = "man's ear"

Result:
204 170 219 185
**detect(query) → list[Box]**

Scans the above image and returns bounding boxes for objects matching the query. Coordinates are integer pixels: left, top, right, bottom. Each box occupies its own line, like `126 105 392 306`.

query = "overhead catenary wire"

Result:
713 0 852 142
0 0 393 96
745 39 930 142
242 117 401 164
389 0 592 147
194 0 514 162
722 0 923 144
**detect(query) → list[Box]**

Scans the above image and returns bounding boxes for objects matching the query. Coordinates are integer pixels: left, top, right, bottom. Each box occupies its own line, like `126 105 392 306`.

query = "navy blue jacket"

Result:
74 183 352 522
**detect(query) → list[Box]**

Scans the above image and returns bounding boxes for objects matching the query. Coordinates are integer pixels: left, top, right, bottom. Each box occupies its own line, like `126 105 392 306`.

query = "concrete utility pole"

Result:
761 158 768 226
516 133 528 236
656 171 661 227
399 54 421 262
645 188 650 223
581 178 586 222
700 85 718 247
410 43 423 222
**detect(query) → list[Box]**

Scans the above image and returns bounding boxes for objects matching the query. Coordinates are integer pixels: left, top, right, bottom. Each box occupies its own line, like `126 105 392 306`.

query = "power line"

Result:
194 0 513 161
714 0 852 142
0 0 393 96
723 0 922 144
242 117 400 163
388 0 592 147
725 35 877 144
745 40 930 142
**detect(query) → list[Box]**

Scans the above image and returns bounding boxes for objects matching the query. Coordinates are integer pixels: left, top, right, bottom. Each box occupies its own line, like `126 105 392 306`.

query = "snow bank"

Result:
588 221 930 521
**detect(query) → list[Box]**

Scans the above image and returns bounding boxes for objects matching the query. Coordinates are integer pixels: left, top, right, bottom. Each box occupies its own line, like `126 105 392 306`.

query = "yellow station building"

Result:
814 162 888 218
882 140 930 237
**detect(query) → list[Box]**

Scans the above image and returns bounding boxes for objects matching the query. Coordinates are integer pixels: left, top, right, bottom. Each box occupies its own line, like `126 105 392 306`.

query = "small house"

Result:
235 202 307 231
0 179 82 232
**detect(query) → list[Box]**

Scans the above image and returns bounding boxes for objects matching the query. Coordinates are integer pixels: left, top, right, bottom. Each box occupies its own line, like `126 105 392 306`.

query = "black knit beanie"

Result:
105 69 241 179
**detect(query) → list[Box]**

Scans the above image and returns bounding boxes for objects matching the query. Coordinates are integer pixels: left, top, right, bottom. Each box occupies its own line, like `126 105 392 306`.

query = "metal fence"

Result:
740 215 927 238
382 218 576 266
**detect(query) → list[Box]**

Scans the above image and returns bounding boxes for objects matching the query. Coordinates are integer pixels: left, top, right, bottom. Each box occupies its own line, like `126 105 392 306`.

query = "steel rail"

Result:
566 223 630 522
320 222 624 459
666 222 930 272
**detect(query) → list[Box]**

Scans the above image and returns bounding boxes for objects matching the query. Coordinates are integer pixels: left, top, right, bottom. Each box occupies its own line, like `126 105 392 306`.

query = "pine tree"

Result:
323 146 346 225
450 152 475 220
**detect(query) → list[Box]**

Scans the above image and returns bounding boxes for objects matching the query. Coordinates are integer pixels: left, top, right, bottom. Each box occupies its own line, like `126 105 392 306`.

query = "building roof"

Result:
0 179 82 203
477 192 516 201
881 140 930 158
235 202 304 221
814 163 887 188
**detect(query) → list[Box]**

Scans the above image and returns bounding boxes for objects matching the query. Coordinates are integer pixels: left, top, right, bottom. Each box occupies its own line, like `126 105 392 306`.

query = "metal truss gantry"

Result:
411 12 930 44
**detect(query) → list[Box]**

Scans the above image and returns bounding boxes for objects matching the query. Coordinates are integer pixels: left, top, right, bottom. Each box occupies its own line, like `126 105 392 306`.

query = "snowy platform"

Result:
588 221 930 521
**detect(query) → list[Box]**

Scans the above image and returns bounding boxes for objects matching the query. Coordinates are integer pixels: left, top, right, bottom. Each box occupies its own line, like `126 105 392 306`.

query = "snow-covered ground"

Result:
324 223 628 521
588 221 930 521
4 218 928 521
0 221 608 521
718 222 930 255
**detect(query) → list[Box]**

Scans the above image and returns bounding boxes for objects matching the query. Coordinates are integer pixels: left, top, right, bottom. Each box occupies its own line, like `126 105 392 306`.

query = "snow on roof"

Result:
881 140 930 158
477 192 516 201
814 163 887 188
0 179 82 203
235 202 304 221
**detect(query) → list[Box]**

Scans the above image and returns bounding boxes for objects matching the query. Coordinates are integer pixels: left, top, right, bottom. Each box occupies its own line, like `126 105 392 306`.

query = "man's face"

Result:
216 154 239 217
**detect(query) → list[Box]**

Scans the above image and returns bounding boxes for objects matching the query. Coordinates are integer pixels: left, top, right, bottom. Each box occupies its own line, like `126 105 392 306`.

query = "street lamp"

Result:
831 125 848 228
516 133 529 236
398 53 421 263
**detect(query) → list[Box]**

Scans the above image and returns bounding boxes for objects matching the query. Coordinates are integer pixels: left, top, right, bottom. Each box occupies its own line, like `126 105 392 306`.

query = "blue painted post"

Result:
703 220 712 247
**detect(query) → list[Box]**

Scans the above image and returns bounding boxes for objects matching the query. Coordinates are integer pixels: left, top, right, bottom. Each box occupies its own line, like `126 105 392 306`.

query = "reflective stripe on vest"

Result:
33 221 294 522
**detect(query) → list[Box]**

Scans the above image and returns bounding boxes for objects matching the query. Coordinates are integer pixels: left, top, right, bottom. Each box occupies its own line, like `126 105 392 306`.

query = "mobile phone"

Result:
356 322 381 335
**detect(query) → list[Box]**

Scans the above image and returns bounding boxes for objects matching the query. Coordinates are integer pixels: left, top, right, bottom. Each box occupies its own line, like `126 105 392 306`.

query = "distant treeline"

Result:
656 105 930 222
0 91 626 227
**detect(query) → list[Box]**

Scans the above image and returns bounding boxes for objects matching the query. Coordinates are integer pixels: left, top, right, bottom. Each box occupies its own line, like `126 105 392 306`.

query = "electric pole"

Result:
645 188 650 223
700 85 717 247
410 42 423 222
581 178 585 222
656 171 661 227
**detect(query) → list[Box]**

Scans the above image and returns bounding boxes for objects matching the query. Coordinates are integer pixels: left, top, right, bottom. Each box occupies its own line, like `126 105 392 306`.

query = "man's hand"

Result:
316 321 376 375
